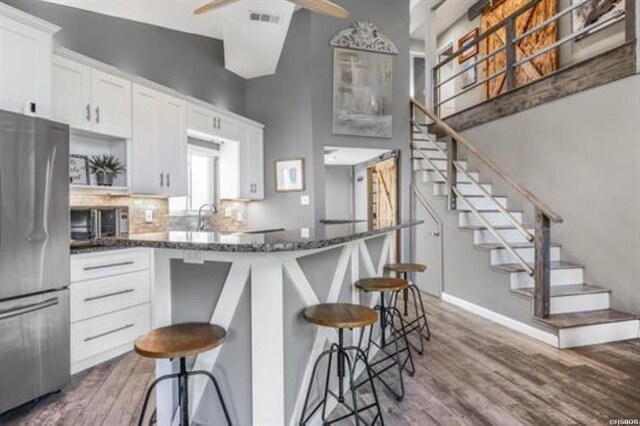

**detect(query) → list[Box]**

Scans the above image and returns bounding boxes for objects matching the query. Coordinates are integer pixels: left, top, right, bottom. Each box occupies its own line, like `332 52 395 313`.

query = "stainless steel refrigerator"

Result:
0 110 70 414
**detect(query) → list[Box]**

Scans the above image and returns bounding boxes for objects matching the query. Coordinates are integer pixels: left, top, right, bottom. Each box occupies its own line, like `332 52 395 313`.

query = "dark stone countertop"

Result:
86 222 422 253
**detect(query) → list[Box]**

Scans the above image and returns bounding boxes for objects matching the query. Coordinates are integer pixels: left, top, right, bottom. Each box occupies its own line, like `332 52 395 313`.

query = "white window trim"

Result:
169 145 219 216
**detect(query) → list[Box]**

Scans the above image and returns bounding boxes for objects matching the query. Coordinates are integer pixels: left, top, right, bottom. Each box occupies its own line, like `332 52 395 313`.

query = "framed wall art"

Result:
275 158 305 192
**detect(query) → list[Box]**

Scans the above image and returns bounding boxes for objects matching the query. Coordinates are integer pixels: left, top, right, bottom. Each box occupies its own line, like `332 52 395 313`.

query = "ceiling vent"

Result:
249 11 281 24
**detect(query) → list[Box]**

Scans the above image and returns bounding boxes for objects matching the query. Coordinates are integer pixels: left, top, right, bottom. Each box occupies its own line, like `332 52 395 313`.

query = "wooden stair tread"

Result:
536 309 639 329
512 284 611 298
476 242 560 250
492 261 583 273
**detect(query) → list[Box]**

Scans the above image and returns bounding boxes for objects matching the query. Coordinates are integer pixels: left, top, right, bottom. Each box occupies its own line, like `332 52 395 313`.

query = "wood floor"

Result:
2 294 639 425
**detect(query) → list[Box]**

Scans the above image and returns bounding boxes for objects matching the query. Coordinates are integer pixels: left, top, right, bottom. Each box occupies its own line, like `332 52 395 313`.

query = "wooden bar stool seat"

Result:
384 262 432 355
354 277 415 401
135 323 232 426
300 303 383 425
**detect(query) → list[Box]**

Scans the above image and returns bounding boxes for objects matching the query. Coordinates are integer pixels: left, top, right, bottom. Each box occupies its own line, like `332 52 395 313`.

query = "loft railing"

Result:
432 0 629 117
410 99 563 318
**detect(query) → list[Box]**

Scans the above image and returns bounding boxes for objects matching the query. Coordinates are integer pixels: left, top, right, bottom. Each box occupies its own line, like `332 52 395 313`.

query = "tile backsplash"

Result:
70 192 249 235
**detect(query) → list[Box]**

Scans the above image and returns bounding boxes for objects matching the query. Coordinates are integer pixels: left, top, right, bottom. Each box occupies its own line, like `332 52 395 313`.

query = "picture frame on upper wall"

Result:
69 154 90 185
572 0 625 38
458 28 479 64
275 158 305 192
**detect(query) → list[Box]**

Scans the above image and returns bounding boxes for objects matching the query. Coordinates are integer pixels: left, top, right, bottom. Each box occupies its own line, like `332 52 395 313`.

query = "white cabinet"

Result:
240 125 264 200
52 55 132 139
0 4 59 117
51 56 92 130
187 102 237 141
219 122 264 200
132 83 187 196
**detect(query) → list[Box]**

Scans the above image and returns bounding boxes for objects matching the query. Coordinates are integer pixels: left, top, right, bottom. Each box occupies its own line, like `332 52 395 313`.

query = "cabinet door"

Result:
131 84 162 194
161 95 187 196
0 17 52 116
187 103 215 138
52 56 92 130
240 125 264 200
91 69 132 139
215 112 238 141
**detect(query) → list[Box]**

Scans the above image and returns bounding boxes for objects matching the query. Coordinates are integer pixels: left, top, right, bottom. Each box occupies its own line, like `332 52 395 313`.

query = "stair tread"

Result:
536 309 639 329
476 242 560 250
459 224 535 231
512 284 611 298
492 261 583 273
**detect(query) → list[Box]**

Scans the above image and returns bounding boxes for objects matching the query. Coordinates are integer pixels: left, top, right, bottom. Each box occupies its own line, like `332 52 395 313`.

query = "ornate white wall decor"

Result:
330 21 398 55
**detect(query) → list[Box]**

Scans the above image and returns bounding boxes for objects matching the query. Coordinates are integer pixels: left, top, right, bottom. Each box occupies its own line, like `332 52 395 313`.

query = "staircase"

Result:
410 100 639 349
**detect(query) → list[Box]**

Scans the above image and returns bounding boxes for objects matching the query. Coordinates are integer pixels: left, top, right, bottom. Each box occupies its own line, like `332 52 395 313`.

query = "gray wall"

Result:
432 74 640 318
4 0 246 114
247 0 411 252
324 166 353 220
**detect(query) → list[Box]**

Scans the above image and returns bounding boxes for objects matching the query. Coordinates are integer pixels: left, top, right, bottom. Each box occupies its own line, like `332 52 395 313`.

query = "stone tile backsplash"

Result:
70 192 248 235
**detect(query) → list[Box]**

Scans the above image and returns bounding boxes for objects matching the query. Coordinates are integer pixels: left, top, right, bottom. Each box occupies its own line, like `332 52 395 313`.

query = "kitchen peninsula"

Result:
79 222 421 425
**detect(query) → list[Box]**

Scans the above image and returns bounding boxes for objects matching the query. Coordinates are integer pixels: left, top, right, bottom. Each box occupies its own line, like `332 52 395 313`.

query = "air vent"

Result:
249 11 281 24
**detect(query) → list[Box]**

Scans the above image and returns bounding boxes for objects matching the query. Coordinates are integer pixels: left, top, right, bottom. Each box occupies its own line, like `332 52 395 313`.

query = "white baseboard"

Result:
441 292 559 347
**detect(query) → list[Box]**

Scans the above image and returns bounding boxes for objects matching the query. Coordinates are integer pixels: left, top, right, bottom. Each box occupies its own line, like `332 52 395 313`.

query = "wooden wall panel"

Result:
482 0 558 98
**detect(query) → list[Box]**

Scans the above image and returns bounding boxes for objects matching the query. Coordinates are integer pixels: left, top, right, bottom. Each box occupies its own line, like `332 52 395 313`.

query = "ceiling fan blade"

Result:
194 0 241 15
287 0 350 18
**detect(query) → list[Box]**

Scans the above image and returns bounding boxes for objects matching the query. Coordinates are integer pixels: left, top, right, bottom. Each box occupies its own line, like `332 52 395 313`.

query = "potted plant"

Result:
88 154 125 186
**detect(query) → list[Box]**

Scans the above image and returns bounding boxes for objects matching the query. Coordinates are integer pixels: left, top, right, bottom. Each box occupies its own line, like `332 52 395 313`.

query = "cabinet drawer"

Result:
70 270 150 323
71 303 150 364
71 248 150 282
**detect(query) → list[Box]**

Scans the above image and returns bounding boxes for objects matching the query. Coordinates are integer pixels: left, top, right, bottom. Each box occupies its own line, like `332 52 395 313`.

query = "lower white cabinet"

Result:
70 248 152 374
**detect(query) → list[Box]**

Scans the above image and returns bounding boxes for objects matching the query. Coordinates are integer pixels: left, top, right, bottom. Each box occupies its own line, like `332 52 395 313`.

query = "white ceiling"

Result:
410 0 477 42
324 147 392 166
39 0 298 79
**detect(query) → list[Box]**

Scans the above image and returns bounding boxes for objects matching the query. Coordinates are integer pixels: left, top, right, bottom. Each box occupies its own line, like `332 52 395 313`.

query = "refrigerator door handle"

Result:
0 297 59 321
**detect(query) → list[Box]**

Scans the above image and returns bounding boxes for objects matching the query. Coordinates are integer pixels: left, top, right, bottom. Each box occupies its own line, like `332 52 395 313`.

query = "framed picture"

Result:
458 28 479 64
332 48 393 138
275 159 305 192
572 0 624 35
69 154 90 185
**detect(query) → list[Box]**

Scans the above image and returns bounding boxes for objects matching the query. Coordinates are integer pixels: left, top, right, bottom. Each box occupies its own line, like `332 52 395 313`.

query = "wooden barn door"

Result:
368 158 397 230
482 0 558 99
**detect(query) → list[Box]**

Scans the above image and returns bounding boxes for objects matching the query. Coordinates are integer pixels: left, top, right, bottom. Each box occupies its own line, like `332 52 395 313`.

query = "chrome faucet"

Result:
197 203 218 231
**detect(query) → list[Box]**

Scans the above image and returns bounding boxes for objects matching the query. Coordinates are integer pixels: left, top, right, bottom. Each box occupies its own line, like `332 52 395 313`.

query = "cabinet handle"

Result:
0 297 58 321
95 106 100 124
160 173 164 188
86 104 91 122
84 288 135 302
83 260 134 271
84 323 135 342
213 117 216 130
166 173 170 187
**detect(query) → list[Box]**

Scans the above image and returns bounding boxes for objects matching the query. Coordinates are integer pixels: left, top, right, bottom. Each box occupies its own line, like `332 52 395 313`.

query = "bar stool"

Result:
385 263 431 355
300 303 383 425
355 277 415 401
135 323 232 426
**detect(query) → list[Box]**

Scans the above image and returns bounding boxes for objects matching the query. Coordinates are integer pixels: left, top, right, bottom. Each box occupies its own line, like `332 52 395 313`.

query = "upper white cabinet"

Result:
0 4 59 117
187 102 237 142
132 83 187 196
240 125 264 200
52 54 132 139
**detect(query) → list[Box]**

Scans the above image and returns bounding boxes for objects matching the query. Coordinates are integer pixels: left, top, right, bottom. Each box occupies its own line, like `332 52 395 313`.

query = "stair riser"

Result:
422 170 479 184
413 159 466 171
412 139 447 150
435 183 493 196
459 211 523 228
549 293 610 315
558 320 639 348
510 268 584 288
491 246 560 265
413 148 447 160
458 197 508 212
474 228 534 244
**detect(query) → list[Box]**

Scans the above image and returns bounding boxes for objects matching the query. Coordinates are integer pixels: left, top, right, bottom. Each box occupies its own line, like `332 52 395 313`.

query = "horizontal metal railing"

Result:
432 0 628 116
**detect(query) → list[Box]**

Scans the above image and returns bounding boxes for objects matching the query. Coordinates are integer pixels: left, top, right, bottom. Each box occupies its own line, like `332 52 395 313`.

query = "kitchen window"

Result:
169 140 219 213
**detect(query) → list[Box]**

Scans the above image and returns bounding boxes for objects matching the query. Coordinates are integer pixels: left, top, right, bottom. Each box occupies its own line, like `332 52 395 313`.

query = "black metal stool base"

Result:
300 328 383 426
395 273 431 355
358 296 415 402
138 357 233 426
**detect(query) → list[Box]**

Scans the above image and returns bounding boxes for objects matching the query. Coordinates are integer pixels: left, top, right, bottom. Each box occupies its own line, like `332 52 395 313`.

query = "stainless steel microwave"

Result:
70 207 129 241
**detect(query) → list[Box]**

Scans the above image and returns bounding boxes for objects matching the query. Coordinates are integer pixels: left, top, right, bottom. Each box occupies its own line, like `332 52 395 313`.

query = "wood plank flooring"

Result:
1 294 639 425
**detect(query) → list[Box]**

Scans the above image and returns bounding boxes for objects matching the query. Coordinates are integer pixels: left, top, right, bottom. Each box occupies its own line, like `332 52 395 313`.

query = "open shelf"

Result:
70 131 129 189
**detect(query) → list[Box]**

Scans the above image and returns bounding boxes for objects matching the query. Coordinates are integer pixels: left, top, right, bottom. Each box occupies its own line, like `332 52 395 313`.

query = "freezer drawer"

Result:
0 289 70 414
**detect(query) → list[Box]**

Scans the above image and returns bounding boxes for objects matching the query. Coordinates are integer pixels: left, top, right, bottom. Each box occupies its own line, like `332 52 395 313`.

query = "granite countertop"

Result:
81 222 422 253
